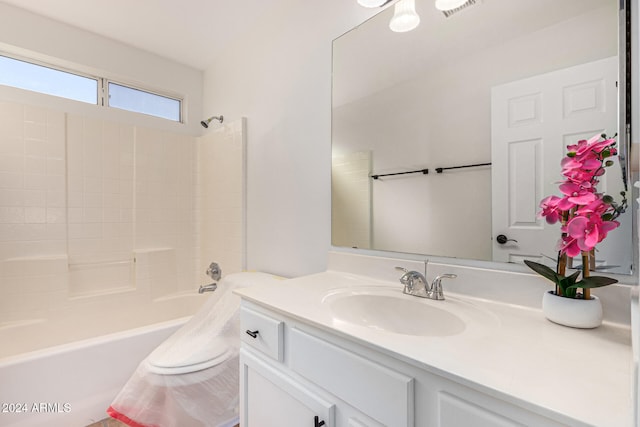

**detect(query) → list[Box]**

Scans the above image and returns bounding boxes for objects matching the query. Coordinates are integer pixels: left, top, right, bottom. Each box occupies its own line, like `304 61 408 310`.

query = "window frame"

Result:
104 80 183 123
0 52 184 123
0 53 100 105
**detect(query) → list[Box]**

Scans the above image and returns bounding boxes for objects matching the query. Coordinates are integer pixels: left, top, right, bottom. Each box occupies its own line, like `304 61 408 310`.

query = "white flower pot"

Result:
541 291 603 329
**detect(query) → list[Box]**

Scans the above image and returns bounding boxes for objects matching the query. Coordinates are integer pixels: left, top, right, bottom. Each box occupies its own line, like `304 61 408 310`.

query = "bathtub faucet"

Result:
198 283 217 294
199 261 221 294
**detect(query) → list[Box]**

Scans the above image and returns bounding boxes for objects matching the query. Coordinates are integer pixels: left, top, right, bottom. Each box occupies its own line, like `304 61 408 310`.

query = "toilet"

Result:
108 271 285 427
145 336 232 375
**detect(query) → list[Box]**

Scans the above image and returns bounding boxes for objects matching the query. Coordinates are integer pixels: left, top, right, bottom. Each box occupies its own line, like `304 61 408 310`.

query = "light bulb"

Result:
357 0 389 7
434 0 468 11
389 0 420 33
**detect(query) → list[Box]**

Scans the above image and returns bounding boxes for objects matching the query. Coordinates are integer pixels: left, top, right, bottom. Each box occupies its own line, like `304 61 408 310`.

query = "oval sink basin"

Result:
323 289 498 337
328 293 466 337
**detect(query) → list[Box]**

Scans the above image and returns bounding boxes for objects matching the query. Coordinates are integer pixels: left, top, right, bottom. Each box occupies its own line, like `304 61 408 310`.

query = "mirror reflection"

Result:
331 0 632 274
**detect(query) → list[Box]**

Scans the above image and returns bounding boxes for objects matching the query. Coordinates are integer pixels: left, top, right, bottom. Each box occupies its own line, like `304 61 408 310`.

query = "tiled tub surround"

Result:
235 251 635 426
0 101 246 358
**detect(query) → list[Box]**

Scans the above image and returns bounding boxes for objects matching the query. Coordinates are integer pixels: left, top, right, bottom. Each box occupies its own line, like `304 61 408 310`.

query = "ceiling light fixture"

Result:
357 0 393 8
434 0 468 11
389 0 420 33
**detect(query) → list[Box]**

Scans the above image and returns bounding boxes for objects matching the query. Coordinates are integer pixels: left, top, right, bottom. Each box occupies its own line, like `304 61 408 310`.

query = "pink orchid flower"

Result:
559 235 582 258
566 134 615 156
536 134 623 261
574 199 608 216
558 182 597 207
538 195 562 224
565 215 619 253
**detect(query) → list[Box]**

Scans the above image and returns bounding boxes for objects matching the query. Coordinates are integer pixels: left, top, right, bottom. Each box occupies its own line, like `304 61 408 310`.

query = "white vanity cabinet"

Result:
240 302 409 427
239 301 591 427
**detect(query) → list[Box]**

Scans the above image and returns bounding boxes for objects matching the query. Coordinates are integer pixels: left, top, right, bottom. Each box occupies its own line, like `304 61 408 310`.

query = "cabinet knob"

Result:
314 416 325 427
245 330 259 338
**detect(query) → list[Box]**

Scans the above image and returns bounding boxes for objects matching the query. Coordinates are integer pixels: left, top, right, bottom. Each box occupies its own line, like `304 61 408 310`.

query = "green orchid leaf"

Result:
567 270 580 284
564 287 578 299
524 260 561 285
558 270 580 294
569 276 619 289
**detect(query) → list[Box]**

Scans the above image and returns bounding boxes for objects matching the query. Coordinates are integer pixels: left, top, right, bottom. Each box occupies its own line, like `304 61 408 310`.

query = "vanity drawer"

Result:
290 328 414 427
240 306 284 362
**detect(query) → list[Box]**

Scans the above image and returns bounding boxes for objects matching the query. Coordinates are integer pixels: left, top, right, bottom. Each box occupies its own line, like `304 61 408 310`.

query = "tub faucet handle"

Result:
206 262 221 280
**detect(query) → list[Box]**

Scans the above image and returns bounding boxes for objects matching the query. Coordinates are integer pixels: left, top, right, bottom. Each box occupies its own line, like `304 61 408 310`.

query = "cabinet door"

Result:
290 328 414 427
240 349 335 427
436 391 569 427
438 392 525 427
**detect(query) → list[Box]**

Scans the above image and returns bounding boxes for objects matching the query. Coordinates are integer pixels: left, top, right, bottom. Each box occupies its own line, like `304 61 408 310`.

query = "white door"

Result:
491 57 618 266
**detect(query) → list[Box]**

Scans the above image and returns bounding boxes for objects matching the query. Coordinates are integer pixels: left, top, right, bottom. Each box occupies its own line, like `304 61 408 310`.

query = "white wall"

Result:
203 1 380 277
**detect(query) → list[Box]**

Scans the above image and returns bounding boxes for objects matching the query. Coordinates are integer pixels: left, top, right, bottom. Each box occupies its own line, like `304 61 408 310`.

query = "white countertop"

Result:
235 269 633 427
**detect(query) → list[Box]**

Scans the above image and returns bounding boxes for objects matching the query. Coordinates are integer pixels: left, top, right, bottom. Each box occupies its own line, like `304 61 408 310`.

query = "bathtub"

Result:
0 317 188 427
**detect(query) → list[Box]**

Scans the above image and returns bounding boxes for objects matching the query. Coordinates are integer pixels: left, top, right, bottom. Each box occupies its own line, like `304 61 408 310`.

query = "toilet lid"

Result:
146 336 230 375
145 350 232 375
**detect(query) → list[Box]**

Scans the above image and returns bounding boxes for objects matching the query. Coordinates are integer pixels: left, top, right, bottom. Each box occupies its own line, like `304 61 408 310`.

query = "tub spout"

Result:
198 283 217 294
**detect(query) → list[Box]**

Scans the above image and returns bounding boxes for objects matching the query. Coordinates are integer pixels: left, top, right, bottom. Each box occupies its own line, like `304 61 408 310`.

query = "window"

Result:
0 54 183 122
108 82 181 122
0 55 97 104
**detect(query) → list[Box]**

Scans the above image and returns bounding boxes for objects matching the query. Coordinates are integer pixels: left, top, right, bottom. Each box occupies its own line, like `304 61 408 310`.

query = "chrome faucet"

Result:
199 262 222 294
428 273 457 300
396 266 428 296
395 265 456 300
206 262 222 281
198 283 217 294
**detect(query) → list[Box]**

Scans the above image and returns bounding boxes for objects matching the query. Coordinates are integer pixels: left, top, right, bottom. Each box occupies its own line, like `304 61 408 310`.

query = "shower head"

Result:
201 115 224 128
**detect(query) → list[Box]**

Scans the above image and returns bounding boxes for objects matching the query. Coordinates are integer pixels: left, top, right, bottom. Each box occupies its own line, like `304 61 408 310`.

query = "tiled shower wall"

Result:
0 103 66 261
0 100 241 336
198 118 246 276
66 115 136 296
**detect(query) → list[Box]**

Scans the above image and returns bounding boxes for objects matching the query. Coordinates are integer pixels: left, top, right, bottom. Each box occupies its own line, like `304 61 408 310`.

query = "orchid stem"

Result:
556 210 570 297
582 251 590 300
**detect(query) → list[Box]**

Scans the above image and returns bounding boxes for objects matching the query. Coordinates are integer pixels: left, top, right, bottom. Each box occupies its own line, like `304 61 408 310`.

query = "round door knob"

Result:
496 234 518 244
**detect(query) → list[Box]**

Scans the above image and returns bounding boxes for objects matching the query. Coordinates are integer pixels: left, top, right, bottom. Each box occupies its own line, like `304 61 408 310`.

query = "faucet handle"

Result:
396 267 428 295
395 266 412 291
431 274 457 300
206 262 221 280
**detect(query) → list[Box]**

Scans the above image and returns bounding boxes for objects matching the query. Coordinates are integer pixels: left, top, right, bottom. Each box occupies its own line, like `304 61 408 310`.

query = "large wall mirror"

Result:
332 0 634 275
